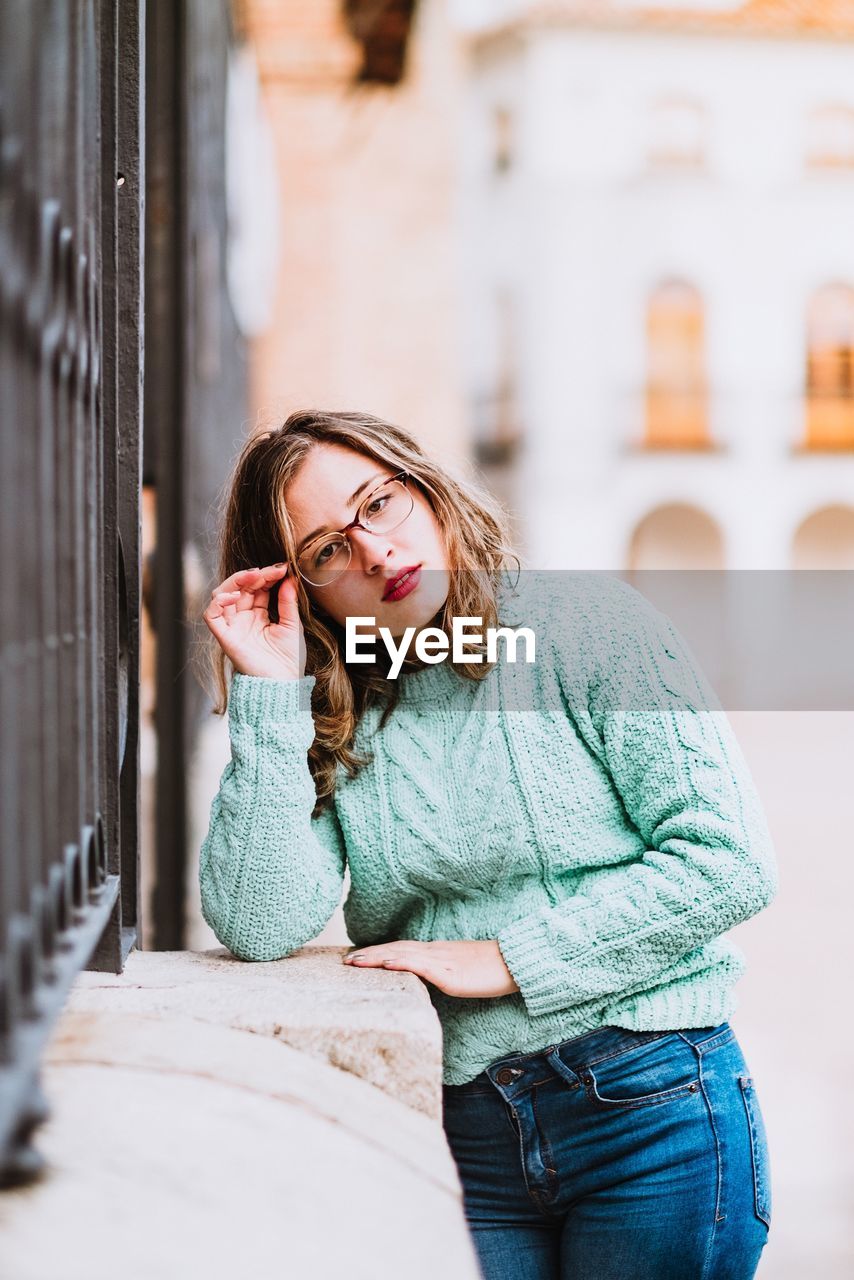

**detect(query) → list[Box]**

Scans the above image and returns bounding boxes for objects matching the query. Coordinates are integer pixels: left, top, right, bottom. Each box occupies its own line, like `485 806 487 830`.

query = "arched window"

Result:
805 284 854 449
645 280 709 447
806 105 854 170
647 98 706 171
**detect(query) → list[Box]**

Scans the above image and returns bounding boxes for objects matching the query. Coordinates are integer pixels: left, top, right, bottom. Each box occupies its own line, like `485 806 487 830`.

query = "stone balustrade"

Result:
0 946 481 1279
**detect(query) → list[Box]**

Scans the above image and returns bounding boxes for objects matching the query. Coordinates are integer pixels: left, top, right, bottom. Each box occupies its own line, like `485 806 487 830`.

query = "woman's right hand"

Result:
203 564 305 681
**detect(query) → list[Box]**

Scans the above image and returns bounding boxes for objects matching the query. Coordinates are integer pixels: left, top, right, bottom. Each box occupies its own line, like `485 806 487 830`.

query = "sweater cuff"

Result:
229 672 317 724
497 914 575 1020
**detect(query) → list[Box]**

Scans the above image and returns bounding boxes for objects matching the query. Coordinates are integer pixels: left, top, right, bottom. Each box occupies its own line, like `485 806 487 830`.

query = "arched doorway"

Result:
628 502 724 570
626 503 726 699
792 504 854 569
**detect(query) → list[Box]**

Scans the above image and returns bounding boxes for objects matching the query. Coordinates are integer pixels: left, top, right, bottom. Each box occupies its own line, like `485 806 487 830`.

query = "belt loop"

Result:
546 1045 583 1088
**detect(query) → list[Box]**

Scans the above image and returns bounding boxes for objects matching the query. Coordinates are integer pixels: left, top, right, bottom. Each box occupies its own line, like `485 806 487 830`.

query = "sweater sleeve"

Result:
198 672 347 962
496 576 779 1020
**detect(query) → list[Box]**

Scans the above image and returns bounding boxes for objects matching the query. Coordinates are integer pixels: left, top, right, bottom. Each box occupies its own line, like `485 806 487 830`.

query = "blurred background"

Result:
5 0 850 1269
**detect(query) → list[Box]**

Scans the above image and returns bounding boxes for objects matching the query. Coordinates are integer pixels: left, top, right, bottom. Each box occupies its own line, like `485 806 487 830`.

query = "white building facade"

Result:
456 1 854 573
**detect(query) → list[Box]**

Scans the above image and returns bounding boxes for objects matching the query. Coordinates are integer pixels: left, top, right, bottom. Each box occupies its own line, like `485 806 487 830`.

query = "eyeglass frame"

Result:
295 470 414 587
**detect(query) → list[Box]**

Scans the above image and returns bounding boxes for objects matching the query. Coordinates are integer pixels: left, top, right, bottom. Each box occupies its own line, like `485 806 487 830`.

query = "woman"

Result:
200 409 777 1280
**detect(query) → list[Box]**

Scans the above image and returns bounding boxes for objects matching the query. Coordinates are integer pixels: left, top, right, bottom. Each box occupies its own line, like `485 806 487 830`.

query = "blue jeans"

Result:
442 1022 771 1280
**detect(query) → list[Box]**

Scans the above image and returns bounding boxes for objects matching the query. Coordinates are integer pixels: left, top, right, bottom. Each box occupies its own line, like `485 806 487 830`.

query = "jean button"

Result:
495 1067 517 1085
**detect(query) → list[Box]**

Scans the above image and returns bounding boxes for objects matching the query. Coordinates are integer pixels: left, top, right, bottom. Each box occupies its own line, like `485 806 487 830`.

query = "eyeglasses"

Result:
296 471 415 587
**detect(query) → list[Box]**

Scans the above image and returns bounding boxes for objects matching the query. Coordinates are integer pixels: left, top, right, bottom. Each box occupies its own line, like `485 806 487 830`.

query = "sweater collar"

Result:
379 572 527 704
394 655 471 703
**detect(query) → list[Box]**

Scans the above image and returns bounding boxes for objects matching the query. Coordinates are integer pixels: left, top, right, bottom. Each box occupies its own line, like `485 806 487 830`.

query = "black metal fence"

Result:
0 0 251 1184
0 0 144 1186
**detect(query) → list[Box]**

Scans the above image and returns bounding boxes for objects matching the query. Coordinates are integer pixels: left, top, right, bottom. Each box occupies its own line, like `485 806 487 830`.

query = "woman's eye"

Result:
364 493 390 518
313 542 339 566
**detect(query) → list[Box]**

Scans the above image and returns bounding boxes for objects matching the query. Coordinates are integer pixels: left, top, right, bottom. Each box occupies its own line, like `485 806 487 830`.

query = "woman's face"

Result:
285 443 451 638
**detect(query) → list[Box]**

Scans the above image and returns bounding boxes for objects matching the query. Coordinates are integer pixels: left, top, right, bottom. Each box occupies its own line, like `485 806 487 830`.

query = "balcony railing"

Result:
0 0 144 1188
615 387 854 456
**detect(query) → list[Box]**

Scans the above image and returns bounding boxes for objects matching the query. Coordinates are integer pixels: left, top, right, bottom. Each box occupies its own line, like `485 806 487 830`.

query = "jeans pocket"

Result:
738 1075 772 1228
581 1032 702 1112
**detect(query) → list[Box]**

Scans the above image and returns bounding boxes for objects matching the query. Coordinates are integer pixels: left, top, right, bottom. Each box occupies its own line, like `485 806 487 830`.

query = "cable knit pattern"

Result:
199 573 778 1086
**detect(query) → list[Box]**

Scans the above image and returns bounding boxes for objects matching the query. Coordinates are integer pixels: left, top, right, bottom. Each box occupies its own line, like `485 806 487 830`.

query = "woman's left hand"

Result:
342 939 520 999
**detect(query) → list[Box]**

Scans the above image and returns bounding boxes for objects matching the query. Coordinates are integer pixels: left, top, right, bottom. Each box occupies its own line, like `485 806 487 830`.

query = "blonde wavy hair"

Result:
204 410 519 813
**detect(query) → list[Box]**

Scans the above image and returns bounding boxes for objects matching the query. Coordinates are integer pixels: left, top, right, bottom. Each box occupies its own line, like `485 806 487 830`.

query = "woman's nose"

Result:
348 526 394 573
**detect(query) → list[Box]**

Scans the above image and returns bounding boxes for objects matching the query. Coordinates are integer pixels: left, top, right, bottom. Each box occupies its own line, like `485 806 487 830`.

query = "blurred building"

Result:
241 0 470 468
457 0 854 572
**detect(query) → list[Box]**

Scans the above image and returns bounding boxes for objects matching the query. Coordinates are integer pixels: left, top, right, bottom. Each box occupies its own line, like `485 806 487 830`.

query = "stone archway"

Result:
792 504 854 569
627 502 724 570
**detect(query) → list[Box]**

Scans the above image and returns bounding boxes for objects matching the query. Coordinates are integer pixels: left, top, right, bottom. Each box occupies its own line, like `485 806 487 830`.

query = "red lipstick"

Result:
382 565 421 602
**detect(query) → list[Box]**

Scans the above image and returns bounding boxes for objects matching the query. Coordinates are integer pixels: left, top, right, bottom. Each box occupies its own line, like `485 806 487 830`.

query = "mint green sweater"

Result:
199 573 778 1086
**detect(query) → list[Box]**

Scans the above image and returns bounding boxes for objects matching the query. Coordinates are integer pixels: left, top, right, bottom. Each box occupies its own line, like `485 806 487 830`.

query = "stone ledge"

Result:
66 945 444 1119
0 1010 480 1280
